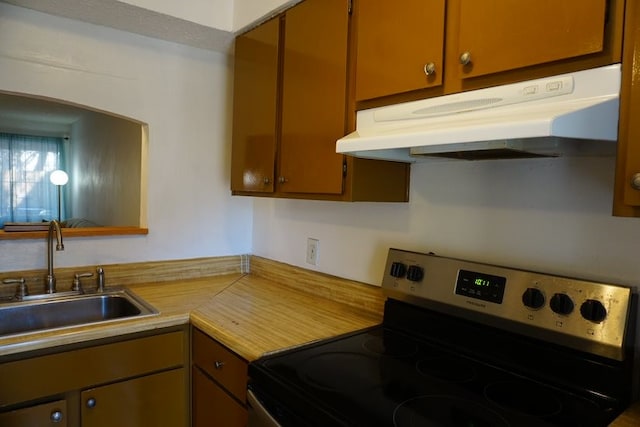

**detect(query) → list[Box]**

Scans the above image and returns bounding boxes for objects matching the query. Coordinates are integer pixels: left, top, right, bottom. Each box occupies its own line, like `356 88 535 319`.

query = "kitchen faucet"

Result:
45 219 64 293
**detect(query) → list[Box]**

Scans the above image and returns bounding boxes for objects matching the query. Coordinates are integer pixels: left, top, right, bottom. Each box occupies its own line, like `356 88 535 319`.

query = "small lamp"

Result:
50 170 68 223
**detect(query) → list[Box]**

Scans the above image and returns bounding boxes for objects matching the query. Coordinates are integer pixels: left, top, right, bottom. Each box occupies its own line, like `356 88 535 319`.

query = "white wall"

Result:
2 2 639 294
0 3 253 272
253 156 640 288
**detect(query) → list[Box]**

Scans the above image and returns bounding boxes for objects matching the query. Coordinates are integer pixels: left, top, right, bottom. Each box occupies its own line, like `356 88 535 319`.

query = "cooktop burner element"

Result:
249 249 636 427
393 395 510 427
363 334 418 357
299 352 381 391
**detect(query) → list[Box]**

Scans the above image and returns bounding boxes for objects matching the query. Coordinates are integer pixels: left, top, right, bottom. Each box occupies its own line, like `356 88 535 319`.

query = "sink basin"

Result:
0 289 158 338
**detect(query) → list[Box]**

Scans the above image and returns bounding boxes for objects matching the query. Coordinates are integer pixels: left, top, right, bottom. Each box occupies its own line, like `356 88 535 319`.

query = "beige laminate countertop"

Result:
190 274 382 361
0 272 382 361
1 269 637 426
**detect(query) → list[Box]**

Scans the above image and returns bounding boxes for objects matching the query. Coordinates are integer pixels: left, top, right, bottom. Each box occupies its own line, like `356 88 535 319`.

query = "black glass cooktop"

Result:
249 301 628 427
251 328 619 427
250 251 635 427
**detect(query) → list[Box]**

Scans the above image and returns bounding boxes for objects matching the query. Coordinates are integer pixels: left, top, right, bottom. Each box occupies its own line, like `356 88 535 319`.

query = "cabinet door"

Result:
192 367 247 427
81 368 186 427
231 18 280 193
614 0 640 216
0 400 67 426
355 0 445 101
279 0 349 194
451 0 608 79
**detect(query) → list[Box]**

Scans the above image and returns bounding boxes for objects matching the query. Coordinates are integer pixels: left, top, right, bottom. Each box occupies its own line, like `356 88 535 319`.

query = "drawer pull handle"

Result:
86 397 97 408
214 360 225 369
50 410 64 423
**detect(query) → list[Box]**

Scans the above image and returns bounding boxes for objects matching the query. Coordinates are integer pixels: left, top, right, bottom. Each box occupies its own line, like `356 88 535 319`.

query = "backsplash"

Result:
0 256 243 299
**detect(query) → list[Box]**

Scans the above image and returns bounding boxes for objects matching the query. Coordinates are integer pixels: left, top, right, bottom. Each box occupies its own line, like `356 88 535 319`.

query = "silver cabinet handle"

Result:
214 360 225 369
632 173 640 190
423 62 436 76
278 177 287 184
263 177 271 185
86 397 97 408
459 51 472 65
50 410 64 423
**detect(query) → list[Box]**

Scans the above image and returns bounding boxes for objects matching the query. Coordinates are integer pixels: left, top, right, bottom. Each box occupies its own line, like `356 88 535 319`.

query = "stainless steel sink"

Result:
0 289 158 338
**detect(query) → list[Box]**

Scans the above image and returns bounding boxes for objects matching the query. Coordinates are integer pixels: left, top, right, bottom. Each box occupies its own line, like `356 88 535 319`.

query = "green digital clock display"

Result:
474 278 491 287
455 269 506 304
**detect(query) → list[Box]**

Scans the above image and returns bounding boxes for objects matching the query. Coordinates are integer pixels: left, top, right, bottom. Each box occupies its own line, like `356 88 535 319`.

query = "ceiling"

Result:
1 0 236 52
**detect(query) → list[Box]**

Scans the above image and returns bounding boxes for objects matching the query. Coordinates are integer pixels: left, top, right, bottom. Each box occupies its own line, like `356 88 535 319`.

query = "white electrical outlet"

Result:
306 238 319 265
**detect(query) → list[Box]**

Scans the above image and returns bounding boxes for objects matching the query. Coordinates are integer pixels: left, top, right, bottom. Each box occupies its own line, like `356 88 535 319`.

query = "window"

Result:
0 133 65 227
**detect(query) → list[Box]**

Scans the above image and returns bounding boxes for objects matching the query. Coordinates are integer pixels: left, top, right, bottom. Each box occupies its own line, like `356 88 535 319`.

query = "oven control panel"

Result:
381 249 634 360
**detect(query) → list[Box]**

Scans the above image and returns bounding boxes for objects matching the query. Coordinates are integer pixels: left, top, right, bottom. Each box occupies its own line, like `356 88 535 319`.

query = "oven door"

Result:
247 383 327 427
247 389 281 427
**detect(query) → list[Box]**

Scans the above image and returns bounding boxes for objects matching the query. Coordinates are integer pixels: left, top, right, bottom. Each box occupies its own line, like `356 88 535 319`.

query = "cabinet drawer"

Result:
192 328 248 401
0 330 185 408
0 399 67 426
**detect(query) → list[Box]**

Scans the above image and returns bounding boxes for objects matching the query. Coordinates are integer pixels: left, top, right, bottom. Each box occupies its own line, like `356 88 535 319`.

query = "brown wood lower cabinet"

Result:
0 327 188 427
81 368 186 427
0 399 68 426
191 327 248 427
192 367 247 427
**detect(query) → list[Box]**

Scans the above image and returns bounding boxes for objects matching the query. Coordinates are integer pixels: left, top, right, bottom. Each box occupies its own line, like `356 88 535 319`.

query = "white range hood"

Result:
336 64 621 162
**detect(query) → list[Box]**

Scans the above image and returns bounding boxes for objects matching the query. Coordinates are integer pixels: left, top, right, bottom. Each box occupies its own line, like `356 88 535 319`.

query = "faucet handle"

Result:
3 278 28 301
71 272 93 294
2 278 25 285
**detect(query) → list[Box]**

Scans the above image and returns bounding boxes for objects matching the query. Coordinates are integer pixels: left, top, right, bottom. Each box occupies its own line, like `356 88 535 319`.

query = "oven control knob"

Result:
389 262 407 278
550 293 574 315
522 288 545 309
580 299 607 323
406 265 424 282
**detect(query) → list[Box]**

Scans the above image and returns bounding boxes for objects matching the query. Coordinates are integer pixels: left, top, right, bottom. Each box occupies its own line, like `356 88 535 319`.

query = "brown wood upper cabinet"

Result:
279 0 348 195
354 0 446 102
231 0 410 202
614 0 640 217
231 18 279 194
452 0 607 80
354 0 623 104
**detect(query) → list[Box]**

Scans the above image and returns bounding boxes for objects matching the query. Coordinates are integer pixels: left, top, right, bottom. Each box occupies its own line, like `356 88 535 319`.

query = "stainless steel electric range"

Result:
247 249 637 427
